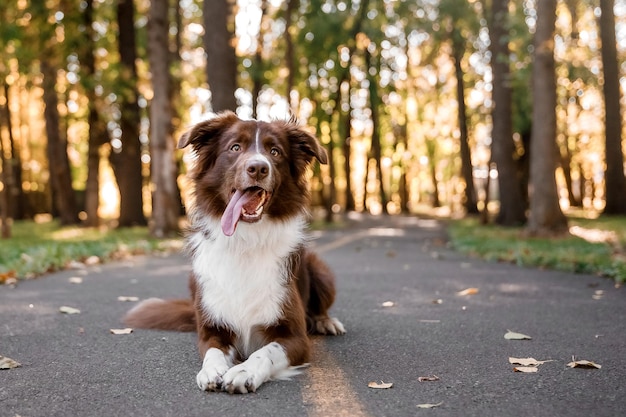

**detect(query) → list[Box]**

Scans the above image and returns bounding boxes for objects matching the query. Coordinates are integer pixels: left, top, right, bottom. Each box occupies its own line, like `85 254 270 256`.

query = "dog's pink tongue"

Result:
221 190 247 236
221 189 266 236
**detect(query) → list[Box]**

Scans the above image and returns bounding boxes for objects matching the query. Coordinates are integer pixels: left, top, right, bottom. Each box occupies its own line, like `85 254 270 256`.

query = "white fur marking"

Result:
191 215 307 358
196 347 236 391
254 126 261 153
252 126 272 175
221 342 304 394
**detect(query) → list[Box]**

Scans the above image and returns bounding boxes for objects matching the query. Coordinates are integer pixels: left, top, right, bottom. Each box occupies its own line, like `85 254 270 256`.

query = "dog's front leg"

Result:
221 341 302 394
195 325 236 391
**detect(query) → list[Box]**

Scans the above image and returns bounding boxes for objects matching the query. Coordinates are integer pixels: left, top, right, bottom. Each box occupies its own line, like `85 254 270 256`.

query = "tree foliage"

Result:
0 0 624 238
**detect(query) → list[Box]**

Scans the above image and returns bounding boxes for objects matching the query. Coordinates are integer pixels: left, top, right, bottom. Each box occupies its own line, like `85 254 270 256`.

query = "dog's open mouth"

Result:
221 187 269 236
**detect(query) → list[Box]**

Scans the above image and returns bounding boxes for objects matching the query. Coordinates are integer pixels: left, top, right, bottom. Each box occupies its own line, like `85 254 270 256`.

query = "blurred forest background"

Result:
0 0 625 239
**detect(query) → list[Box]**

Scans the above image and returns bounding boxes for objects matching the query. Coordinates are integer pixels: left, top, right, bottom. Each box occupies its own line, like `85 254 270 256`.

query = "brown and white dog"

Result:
124 111 345 394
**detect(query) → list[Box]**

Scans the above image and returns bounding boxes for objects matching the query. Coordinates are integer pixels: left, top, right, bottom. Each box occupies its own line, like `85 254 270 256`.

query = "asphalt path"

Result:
1 215 625 417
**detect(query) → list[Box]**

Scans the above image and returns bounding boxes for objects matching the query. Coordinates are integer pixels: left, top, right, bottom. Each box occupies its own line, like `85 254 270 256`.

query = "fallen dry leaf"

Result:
513 366 538 373
504 330 532 340
457 287 479 296
567 359 601 369
59 306 81 315
117 296 140 302
84 255 100 265
432 298 443 304
0 355 21 369
110 328 134 335
368 381 393 389
0 270 16 284
67 260 86 270
417 402 443 409
418 375 440 382
509 357 552 366
68 277 83 284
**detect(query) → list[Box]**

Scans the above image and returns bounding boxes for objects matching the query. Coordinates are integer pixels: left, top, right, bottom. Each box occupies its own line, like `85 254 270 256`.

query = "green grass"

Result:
0 219 182 280
447 215 626 283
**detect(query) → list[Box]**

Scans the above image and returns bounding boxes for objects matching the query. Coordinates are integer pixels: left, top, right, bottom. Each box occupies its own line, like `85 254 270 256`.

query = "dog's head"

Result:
179 111 327 236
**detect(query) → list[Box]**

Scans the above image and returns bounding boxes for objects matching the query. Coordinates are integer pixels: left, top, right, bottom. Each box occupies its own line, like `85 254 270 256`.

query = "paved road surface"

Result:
1 215 625 417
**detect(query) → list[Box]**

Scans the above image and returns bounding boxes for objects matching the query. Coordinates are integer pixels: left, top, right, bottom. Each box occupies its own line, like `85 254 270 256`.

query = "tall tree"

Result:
148 0 180 237
365 45 388 215
81 0 106 227
487 0 526 225
204 0 238 112
284 0 298 108
111 0 147 227
451 29 478 215
0 105 11 237
599 0 626 214
41 58 81 225
35 0 80 225
527 0 568 235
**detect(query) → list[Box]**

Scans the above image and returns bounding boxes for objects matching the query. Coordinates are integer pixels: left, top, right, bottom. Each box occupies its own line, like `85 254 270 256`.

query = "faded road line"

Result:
301 339 371 417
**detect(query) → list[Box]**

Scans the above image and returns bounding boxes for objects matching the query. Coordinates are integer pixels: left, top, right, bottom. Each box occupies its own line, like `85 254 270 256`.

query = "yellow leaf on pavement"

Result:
418 375 440 382
513 366 538 373
0 355 21 369
567 359 601 369
368 381 393 389
59 306 81 314
417 402 443 409
457 288 479 296
110 328 134 335
509 357 551 366
504 330 532 340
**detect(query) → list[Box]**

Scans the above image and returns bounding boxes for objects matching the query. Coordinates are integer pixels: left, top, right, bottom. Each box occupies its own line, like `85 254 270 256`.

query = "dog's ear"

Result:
282 123 328 165
177 111 240 150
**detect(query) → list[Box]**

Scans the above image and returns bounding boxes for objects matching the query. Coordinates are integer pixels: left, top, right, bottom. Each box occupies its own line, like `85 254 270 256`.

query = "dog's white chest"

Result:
190 217 305 344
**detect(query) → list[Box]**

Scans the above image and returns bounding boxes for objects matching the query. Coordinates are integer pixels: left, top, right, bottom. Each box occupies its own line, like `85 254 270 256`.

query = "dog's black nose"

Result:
245 160 270 180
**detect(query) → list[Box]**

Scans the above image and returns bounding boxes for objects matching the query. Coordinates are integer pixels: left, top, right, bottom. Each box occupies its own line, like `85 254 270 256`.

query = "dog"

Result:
124 111 345 394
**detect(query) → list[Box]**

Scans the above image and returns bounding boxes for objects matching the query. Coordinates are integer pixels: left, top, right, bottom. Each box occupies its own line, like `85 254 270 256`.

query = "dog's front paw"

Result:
314 316 346 335
196 348 233 391
222 363 265 394
196 363 229 391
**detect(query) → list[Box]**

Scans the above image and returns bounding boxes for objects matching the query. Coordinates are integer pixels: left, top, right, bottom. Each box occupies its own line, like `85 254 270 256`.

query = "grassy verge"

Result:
447 215 626 283
0 219 182 281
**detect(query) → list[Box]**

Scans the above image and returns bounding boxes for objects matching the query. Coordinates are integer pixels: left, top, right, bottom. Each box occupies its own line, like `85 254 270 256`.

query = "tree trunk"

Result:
394 122 410 213
82 0 105 227
599 0 626 214
452 32 478 215
426 140 440 208
148 0 180 237
41 60 80 225
0 100 11 238
112 0 146 227
365 48 388 215
341 86 355 212
527 0 568 236
284 0 298 108
488 0 526 226
3 82 28 220
251 0 268 118
204 0 238 112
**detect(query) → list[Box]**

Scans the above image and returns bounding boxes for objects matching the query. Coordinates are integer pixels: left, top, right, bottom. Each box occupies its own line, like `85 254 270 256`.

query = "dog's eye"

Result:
270 147 280 157
230 144 241 152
